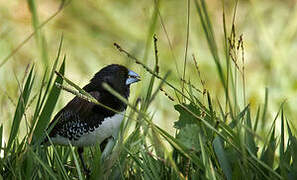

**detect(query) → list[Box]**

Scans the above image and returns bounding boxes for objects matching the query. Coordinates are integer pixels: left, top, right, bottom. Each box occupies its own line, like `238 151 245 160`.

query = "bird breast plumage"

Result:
50 111 125 147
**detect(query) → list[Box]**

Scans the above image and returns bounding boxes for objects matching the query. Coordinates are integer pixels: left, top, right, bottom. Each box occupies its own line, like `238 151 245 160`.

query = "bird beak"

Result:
126 70 140 85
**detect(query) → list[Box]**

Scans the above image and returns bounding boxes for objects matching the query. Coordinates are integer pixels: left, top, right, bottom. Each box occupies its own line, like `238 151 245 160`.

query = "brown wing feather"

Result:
48 91 101 138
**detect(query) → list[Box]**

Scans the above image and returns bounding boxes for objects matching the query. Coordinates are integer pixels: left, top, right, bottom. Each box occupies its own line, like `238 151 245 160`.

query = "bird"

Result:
43 64 140 174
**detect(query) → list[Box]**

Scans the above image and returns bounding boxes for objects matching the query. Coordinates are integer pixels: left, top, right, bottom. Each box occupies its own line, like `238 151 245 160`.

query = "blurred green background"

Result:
0 0 296 140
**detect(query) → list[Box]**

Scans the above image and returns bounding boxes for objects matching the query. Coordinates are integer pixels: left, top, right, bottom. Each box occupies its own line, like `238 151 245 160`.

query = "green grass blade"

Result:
213 137 232 180
90 145 102 179
143 35 160 111
0 124 3 153
33 58 65 144
28 147 57 179
245 109 257 156
260 127 276 169
7 66 35 150
69 143 84 180
29 68 48 135
125 148 155 180
229 104 249 128
261 88 269 129
289 137 297 179
143 0 159 64
31 36 63 133
280 108 285 159
37 36 63 113
140 150 160 180
148 71 170 105
46 134 69 180
27 0 48 66
181 0 191 98
253 106 261 131
194 0 226 89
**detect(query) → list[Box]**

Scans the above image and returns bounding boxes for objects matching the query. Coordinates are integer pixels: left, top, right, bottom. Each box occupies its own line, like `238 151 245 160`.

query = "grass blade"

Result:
33 57 65 144
7 66 35 150
213 137 232 180
28 147 57 179
69 143 84 180
27 0 48 66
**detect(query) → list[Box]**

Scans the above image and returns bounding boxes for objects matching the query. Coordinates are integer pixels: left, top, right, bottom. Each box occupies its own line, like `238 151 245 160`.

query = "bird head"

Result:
89 64 140 98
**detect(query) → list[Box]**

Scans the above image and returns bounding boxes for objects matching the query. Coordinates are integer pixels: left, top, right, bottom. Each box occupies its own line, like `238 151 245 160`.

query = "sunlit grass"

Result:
1 0 297 179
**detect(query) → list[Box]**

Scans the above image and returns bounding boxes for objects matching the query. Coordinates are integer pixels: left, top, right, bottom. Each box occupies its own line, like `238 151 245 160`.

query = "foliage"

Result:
1 0 297 180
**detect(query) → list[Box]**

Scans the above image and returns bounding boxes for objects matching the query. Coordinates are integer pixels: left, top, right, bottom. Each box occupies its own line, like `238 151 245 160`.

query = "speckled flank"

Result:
50 111 125 147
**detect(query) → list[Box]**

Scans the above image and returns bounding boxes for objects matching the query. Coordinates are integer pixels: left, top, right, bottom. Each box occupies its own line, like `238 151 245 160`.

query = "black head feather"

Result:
84 64 139 98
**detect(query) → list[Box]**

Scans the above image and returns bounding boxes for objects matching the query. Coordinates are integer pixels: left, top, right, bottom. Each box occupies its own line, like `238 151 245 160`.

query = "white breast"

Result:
51 111 125 147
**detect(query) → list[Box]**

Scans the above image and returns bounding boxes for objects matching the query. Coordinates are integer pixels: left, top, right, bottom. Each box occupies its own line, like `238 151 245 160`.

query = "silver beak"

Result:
126 70 140 85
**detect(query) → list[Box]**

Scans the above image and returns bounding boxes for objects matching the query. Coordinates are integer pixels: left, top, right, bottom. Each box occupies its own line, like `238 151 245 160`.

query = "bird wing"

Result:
48 91 102 139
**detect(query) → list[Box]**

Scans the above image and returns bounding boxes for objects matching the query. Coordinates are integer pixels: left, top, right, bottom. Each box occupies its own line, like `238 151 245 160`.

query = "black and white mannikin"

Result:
44 64 140 173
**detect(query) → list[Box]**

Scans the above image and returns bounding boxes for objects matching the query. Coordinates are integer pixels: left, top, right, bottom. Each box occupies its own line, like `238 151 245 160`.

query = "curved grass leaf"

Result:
7 66 35 151
32 58 65 144
213 137 232 180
